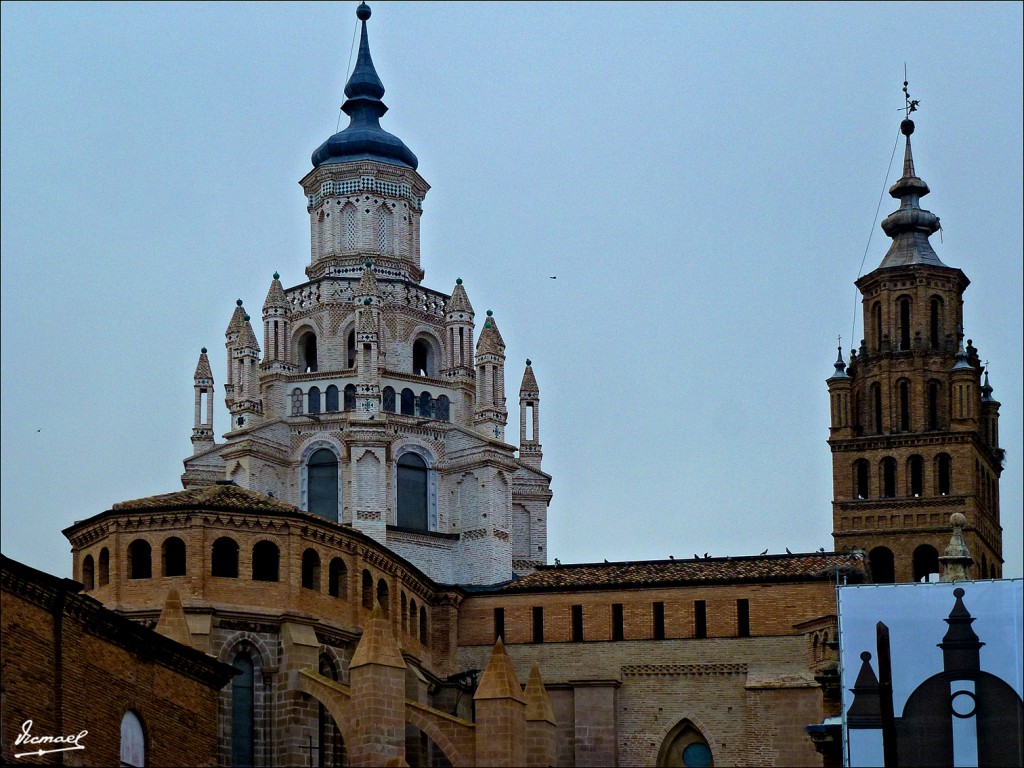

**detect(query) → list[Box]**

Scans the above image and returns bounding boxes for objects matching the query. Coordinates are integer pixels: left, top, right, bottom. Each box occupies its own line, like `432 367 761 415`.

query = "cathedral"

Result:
1 4 1008 768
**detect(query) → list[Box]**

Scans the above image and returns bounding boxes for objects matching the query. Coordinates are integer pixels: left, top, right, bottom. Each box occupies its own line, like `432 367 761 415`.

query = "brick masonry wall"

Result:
1 588 222 768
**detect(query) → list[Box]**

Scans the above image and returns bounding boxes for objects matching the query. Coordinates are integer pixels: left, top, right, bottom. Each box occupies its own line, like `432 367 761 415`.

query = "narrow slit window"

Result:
532 606 544 644
694 600 707 639
572 604 584 642
611 603 624 641
494 607 505 642
737 599 750 637
653 602 666 640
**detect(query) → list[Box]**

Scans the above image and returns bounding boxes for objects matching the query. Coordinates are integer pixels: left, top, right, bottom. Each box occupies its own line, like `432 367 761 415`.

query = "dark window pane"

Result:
532 606 544 644
325 385 339 412
212 538 239 578
436 395 450 421
612 603 624 641
572 605 584 642
308 386 321 414
309 449 339 521
494 607 505 642
737 599 750 637
231 653 255 767
382 386 396 413
653 602 665 640
397 453 428 530
400 388 415 416
344 384 356 411
694 600 707 639
252 541 279 582
163 537 186 577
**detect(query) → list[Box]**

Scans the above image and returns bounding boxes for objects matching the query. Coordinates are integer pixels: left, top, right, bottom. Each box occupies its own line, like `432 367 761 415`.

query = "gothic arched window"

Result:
308 448 339 521
299 331 318 373
412 339 432 376
927 380 941 430
128 539 152 580
897 379 911 432
937 453 952 495
347 329 356 369
400 388 415 416
162 537 186 577
908 455 924 497
376 579 390 616
409 598 418 638
252 541 279 582
913 544 940 582
898 296 912 350
881 457 897 498
120 711 145 768
397 453 428 530
329 557 347 598
82 555 95 590
99 547 109 585
436 394 450 421
302 548 321 591
418 391 433 418
376 206 392 254
930 296 944 349
872 302 883 351
871 382 883 434
361 569 373 610
325 385 339 412
342 203 358 251
382 386 396 413
343 383 356 411
231 652 255 768
308 386 321 414
854 459 870 499
656 719 713 768
869 546 895 584
419 605 428 644
212 537 239 578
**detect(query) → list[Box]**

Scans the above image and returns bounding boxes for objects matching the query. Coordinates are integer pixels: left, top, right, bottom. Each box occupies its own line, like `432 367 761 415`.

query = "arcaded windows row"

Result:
852 454 951 500
866 379 945 435
82 538 187 587
869 295 949 353
400 590 429 644
869 545 941 583
294 331 438 377
290 384 451 421
498 599 752 643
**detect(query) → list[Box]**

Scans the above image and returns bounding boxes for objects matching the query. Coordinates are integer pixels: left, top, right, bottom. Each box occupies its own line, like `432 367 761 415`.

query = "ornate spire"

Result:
194 348 213 380
520 359 539 392
981 369 994 402
940 513 974 581
310 3 418 169
877 87 945 269
225 299 246 338
446 278 474 315
829 343 849 379
938 587 984 672
262 272 287 312
476 310 506 354
354 261 382 301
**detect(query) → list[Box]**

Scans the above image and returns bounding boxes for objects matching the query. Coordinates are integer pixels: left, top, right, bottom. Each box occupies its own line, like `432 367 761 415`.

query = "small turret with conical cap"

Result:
191 347 215 452
519 359 543 469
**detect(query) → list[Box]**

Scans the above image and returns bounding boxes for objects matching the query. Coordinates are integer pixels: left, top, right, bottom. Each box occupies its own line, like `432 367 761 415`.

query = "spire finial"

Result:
356 2 371 22
830 339 849 379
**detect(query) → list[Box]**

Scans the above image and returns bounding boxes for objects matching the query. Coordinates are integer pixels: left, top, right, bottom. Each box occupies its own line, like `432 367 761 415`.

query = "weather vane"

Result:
901 65 921 118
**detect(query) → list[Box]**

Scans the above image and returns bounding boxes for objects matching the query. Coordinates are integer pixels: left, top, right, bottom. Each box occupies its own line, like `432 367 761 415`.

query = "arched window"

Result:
937 453 952 495
418 391 433 418
212 537 239 578
128 539 152 579
82 555 95 590
872 302 882 351
854 459 870 499
400 388 415 416
897 380 910 432
913 544 940 582
382 386 396 413
325 385 339 412
908 455 924 497
898 296 912 350
342 203 358 251
657 719 713 768
302 549 321 591
252 541 280 582
163 537 186 577
120 711 145 768
231 652 255 768
436 394 450 421
299 331 318 373
412 339 433 377
361 570 373 609
376 206 392 254
881 457 897 498
397 453 428 530
99 547 109 586
419 605 427 644
291 388 304 416
308 386 321 414
401 592 408 631
347 329 356 369
308 448 339 521
317 655 345 767
409 598 418 638
981 553 988 580
377 579 390 616
871 382 883 434
343 383 356 411
927 381 941 430
869 546 895 584
930 296 944 349
328 558 347 598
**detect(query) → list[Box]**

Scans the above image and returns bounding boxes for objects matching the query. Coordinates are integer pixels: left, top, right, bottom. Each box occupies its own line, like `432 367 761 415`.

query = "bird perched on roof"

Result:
694 554 700 560
760 548 769 555
785 547 793 555
818 547 825 553
703 553 709 558
604 558 609 563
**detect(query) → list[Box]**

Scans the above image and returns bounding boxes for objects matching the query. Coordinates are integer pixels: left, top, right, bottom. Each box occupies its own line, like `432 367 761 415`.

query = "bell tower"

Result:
828 103 1003 583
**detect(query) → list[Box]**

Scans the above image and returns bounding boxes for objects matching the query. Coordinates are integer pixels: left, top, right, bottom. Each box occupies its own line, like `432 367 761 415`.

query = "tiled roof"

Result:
492 552 867 593
193 351 213 380
112 484 297 514
520 363 538 393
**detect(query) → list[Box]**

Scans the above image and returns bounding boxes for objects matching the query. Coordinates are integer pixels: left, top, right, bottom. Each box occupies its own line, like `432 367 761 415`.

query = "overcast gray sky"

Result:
2 2 1021 579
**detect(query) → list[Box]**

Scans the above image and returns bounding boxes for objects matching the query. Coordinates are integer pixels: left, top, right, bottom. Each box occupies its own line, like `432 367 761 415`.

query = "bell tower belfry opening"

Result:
827 101 1004 583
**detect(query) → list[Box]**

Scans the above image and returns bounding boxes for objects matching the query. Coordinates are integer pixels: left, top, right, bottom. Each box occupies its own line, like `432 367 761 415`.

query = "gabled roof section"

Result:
111 484 297 514
520 361 538 393
488 552 867 593
194 349 213 380
263 273 287 311
446 279 474 315
475 312 505 355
